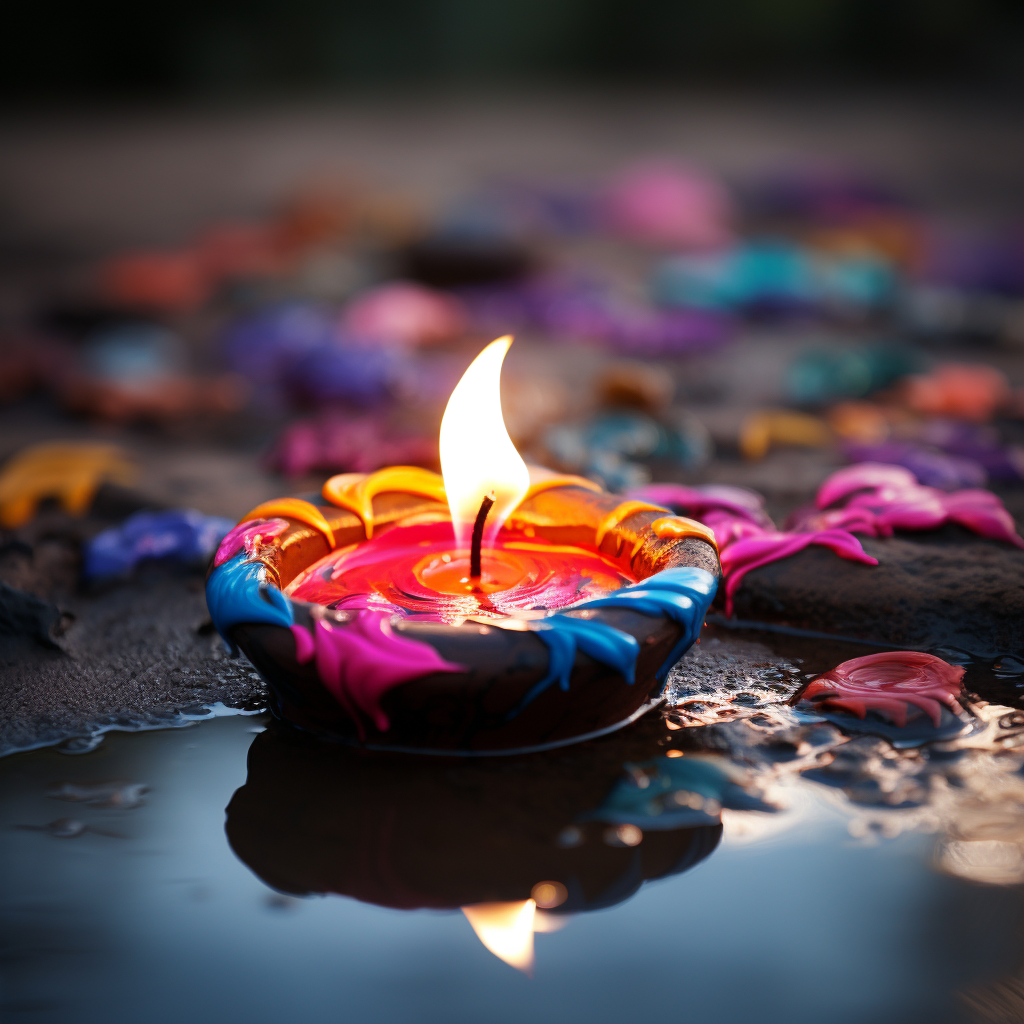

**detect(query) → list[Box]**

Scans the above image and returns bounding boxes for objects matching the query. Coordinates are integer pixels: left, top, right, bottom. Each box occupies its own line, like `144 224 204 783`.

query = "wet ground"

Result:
4 624 1024 1024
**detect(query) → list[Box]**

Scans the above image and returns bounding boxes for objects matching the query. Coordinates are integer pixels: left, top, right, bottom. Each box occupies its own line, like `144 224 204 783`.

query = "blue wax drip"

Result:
516 616 640 714
84 509 233 581
586 753 773 829
205 552 294 648
517 567 718 714
572 567 718 680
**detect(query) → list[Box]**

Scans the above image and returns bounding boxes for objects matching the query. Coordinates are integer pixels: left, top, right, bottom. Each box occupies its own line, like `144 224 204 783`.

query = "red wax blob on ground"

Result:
285 519 635 624
800 651 965 727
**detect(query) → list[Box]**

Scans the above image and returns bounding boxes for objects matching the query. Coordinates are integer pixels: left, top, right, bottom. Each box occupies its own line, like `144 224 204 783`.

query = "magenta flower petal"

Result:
873 498 947 533
803 651 965 728
940 490 1024 547
290 623 316 663
813 462 1023 546
719 528 878 615
816 463 918 510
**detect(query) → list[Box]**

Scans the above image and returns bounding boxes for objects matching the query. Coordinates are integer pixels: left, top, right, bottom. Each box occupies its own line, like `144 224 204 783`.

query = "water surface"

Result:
3 707 1020 1023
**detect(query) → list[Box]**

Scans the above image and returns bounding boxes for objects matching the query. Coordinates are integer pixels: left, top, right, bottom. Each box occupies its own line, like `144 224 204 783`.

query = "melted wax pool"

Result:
286 520 635 624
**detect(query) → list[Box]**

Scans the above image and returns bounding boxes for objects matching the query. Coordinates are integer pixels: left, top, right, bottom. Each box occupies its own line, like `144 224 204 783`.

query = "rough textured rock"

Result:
0 518 264 756
726 525 1024 659
0 582 62 645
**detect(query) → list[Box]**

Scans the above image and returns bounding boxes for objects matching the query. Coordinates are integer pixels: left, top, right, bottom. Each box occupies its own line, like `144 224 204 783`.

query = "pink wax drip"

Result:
628 483 878 615
717 528 877 615
634 483 774 529
213 517 289 567
286 519 634 625
801 651 965 727
290 612 465 736
795 463 1024 547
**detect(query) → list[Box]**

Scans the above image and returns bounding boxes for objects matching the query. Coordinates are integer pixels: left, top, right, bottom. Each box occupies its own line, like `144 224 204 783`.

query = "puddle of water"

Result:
47 701 268 756
3 686 1023 1024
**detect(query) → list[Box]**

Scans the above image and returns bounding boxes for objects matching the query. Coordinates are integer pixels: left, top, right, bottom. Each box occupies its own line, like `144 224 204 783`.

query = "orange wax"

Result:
415 551 531 596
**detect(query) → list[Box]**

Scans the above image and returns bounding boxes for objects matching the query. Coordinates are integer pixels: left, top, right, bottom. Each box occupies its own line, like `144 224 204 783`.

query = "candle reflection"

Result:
462 900 537 974
225 715 748 974
461 880 572 974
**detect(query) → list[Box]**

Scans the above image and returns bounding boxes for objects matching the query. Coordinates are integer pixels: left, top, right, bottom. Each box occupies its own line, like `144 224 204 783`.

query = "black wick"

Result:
470 492 495 580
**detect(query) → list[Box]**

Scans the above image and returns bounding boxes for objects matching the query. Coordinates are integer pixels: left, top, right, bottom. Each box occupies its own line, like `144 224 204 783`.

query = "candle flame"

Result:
461 900 536 974
439 336 530 550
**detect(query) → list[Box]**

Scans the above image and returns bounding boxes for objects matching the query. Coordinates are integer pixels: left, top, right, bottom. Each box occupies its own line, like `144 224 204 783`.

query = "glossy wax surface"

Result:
285 519 635 624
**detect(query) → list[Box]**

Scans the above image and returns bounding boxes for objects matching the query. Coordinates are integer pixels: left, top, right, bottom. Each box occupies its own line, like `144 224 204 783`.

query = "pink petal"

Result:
816 463 918 510
940 490 1024 547
719 529 878 615
290 624 316 663
804 651 965 728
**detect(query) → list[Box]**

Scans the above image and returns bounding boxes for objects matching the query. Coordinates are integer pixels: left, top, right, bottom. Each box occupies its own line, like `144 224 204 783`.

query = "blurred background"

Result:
4 0 1024 96
2 0 1024 525
4 9 1024 1023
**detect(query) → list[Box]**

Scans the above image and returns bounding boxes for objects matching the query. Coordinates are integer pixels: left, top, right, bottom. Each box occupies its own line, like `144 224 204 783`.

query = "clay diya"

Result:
206 337 721 754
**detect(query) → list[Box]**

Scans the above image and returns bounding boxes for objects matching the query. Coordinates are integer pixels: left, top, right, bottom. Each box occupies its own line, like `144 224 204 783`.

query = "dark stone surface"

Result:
726 526 1024 659
0 582 61 645
0 557 264 757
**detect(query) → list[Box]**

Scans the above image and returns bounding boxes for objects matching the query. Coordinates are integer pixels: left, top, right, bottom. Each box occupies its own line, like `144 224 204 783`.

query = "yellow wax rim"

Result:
240 498 335 548
634 516 719 557
523 474 601 499
321 466 600 540
322 467 446 539
594 501 671 549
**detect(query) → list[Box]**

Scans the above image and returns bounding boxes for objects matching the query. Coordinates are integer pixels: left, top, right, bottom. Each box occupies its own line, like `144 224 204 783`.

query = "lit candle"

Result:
285 336 633 621
440 336 529 552
206 336 723 753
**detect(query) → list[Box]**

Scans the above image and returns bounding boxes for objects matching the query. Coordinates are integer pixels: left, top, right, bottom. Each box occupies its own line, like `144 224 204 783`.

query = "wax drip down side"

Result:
285 519 636 625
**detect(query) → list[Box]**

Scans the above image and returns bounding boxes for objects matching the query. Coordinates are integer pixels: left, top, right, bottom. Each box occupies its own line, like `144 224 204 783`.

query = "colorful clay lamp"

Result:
206 336 721 754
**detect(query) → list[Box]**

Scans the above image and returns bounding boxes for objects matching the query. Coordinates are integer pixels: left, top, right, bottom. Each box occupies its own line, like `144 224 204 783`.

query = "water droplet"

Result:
603 824 643 847
555 826 584 848
57 733 105 755
48 782 148 809
929 646 973 667
994 656 1024 679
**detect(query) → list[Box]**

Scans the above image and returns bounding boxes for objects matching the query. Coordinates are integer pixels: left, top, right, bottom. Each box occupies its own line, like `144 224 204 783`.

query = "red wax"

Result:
285 519 635 624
